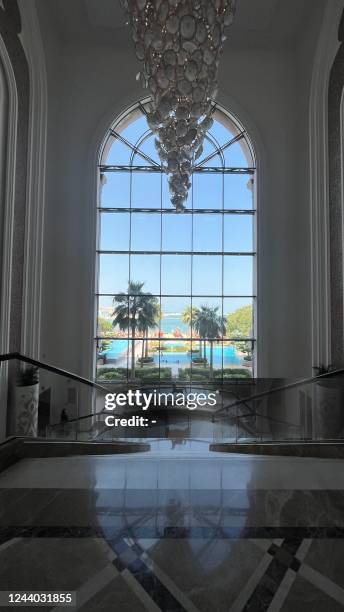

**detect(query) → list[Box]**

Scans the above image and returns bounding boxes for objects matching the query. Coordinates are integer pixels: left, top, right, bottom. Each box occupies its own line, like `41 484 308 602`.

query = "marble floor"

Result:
0 446 344 611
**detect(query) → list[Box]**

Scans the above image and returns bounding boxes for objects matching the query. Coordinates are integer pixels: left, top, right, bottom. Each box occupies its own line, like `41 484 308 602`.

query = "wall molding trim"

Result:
18 0 47 359
0 35 18 355
309 0 344 369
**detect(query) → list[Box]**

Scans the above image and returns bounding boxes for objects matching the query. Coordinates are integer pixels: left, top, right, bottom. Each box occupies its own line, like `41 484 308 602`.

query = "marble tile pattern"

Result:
0 454 344 610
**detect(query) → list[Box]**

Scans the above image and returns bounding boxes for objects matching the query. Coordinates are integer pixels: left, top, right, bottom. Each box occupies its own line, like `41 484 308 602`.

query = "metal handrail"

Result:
235 411 299 429
4 352 344 438
47 407 108 430
214 368 344 417
0 352 109 393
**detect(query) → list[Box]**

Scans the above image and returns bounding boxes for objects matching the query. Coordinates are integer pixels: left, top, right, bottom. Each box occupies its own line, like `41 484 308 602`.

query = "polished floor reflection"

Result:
0 448 344 610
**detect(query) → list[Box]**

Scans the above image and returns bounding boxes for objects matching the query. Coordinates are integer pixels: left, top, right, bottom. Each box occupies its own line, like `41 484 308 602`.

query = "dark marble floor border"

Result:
243 538 304 611
1 526 344 544
103 533 336 612
111 537 185 612
1 528 343 612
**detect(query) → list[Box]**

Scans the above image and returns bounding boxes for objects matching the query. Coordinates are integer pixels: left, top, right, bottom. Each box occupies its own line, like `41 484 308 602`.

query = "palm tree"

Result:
112 281 142 380
112 281 157 380
193 306 208 360
181 306 199 352
194 305 226 378
138 297 160 365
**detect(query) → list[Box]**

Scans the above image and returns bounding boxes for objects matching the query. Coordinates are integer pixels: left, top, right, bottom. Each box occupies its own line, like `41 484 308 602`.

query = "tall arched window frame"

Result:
95 99 256 383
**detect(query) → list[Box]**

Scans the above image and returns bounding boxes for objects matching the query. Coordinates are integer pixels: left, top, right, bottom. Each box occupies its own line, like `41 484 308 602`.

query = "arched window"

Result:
95 99 256 384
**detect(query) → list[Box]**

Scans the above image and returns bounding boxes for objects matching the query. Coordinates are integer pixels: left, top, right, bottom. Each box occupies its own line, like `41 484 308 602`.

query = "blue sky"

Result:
98 112 255 316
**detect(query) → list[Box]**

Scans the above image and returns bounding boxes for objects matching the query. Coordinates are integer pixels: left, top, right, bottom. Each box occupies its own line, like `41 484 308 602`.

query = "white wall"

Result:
36 0 327 380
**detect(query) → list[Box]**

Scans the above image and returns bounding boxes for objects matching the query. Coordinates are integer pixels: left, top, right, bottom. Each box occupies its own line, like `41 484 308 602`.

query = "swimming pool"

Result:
99 339 128 360
156 345 242 367
100 340 243 367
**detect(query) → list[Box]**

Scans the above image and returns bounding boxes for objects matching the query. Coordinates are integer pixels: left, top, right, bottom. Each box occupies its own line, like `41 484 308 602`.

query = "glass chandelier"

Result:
121 0 236 211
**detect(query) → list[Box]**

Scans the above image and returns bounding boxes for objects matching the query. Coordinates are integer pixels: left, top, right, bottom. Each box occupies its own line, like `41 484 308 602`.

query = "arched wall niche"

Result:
0 0 30 354
0 52 10 353
309 0 344 371
328 4 344 368
85 90 264 379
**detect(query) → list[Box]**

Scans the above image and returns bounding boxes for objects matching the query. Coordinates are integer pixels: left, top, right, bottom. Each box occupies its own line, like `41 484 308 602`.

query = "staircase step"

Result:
210 442 344 459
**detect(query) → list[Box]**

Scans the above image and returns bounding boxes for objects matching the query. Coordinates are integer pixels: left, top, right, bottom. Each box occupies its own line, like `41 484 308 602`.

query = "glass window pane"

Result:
192 255 222 295
193 173 222 209
140 135 160 164
196 135 222 168
224 215 253 252
158 338 191 379
192 297 222 312
193 214 222 252
97 339 129 382
131 172 161 208
100 172 130 208
209 114 239 146
160 297 191 338
100 213 130 251
223 298 254 338
131 212 161 251
223 340 253 377
162 214 192 251
122 292 159 340
104 137 131 166
97 295 113 315
162 174 193 209
224 174 254 210
161 255 191 295
130 254 160 294
120 114 148 144
98 339 129 365
97 295 115 338
99 254 129 294
223 256 253 296
203 341 224 369
132 134 160 165
191 298 223 339
224 141 251 168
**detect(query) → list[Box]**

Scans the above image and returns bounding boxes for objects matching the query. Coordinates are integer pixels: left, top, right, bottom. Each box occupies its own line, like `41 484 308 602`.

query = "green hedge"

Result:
97 367 172 382
178 368 252 381
97 366 251 382
136 367 171 380
97 368 127 381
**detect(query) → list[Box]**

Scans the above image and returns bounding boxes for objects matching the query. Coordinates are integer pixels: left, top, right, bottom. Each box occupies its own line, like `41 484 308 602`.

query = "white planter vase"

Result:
14 384 39 437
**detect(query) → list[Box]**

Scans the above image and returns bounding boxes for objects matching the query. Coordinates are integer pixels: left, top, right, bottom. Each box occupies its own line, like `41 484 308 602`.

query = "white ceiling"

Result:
45 0 314 47
235 0 280 30
84 0 279 31
84 0 126 29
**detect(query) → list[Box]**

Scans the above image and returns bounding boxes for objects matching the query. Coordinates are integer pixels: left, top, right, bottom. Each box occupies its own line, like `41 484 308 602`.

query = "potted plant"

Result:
14 366 39 437
313 364 344 440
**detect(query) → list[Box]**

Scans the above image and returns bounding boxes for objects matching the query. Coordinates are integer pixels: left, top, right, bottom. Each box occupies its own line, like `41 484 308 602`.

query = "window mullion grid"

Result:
98 207 255 215
159 172 163 384
253 171 257 377
221 166 225 387
190 174 194 385
96 171 101 362
96 105 256 384
128 169 133 380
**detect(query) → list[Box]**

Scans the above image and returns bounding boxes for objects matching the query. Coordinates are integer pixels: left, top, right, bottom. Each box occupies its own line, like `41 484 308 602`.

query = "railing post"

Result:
235 404 238 444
